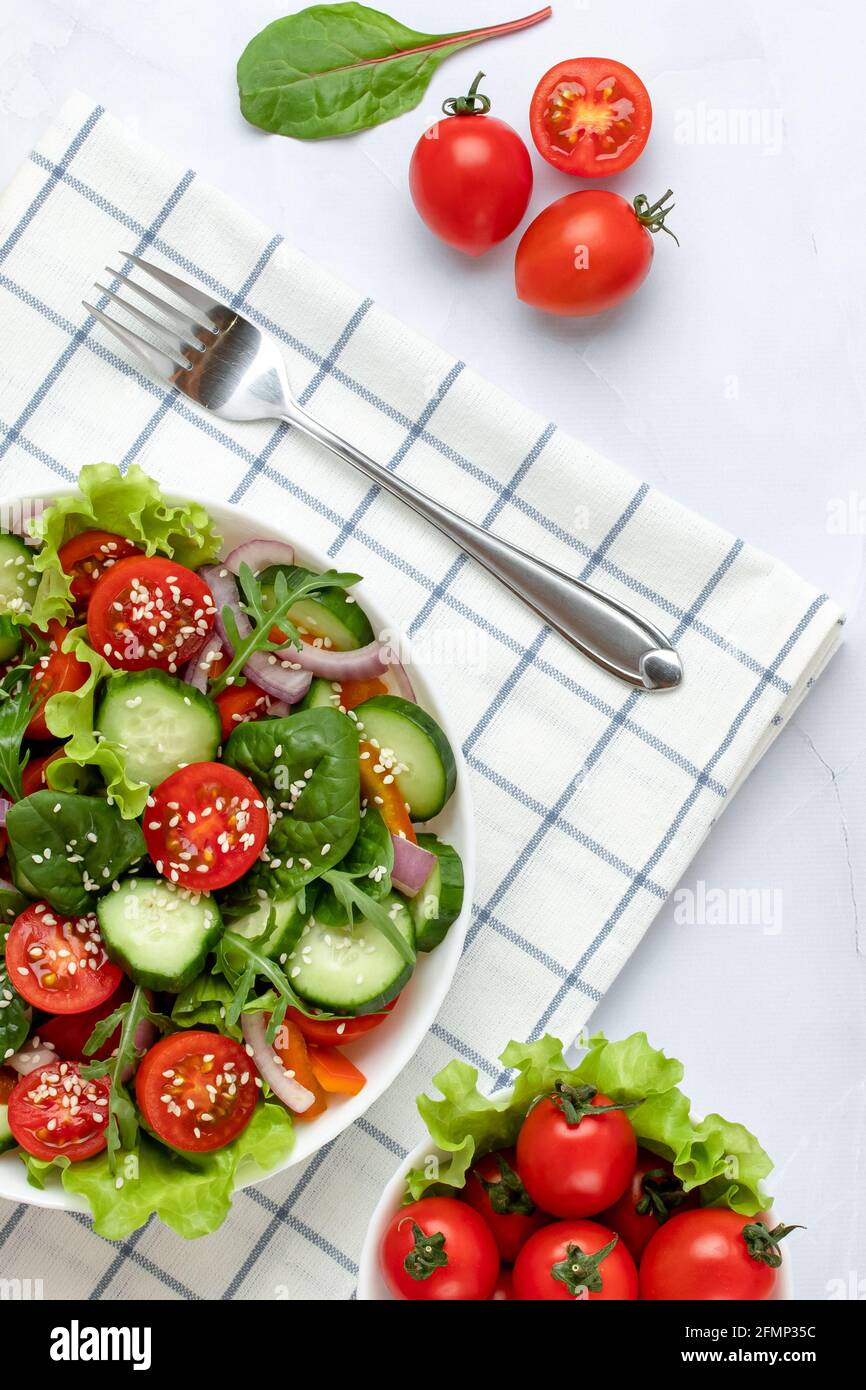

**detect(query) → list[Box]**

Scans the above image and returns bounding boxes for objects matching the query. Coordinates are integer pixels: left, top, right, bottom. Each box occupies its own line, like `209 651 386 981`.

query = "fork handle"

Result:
282 405 682 690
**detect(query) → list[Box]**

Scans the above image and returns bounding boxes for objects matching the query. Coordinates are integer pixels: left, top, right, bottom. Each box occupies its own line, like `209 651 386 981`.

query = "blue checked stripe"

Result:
0 100 835 1300
23 144 791 694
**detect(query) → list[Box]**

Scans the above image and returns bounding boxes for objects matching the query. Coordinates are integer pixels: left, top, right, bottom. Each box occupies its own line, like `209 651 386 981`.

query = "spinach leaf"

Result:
0 635 48 801
5 791 147 915
0 902 30 1061
315 806 392 926
237 3 551 140
81 985 171 1172
211 562 360 697
224 707 360 894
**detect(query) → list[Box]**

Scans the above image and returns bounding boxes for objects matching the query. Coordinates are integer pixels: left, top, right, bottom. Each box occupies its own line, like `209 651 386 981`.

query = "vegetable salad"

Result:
0 464 463 1239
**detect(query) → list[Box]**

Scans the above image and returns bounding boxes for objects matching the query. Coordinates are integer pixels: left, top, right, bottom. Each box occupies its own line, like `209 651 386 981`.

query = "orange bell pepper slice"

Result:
308 1045 367 1097
358 739 417 843
336 676 388 710
272 1018 328 1119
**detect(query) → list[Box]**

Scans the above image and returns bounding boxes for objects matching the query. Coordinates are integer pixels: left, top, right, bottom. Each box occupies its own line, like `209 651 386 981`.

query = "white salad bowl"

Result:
0 489 475 1216
357 1095 793 1301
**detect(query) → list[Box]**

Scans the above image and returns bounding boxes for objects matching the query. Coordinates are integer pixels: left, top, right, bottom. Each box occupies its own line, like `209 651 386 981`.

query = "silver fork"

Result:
84 256 682 691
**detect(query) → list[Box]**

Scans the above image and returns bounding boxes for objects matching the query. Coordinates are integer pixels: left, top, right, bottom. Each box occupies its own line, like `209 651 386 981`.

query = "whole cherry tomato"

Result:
380 1196 499 1301
516 1081 637 1218
515 187 677 317
410 73 533 256
513 1220 638 1301
639 1209 800 1301
462 1147 550 1262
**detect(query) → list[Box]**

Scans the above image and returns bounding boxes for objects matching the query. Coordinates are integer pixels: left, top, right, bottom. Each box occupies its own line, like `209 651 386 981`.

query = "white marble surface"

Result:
1 0 864 1300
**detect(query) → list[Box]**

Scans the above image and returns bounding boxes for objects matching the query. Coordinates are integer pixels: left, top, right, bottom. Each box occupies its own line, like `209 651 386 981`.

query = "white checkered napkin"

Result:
0 91 843 1301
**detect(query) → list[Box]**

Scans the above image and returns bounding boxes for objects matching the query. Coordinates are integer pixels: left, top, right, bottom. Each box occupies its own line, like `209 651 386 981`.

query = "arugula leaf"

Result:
216 930 326 1026
0 635 47 800
80 985 171 1172
315 806 393 925
171 971 243 1040
42 628 150 818
211 562 360 696
5 791 146 914
237 3 552 141
224 706 360 893
320 872 414 965
25 463 222 629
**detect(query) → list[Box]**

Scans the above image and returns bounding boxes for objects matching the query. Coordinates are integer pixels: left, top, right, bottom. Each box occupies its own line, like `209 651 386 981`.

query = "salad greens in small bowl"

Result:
0 465 473 1239
358 1032 795 1300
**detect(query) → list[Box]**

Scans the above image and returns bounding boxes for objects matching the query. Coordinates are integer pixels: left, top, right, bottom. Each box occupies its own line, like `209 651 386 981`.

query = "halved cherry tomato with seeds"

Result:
307 1044 366 1096
87 555 216 673
359 740 417 844
58 530 143 609
214 681 274 740
143 762 269 891
272 1018 327 1119
26 622 90 740
8 1061 111 1162
529 58 652 177
5 902 123 1014
37 976 133 1062
285 998 396 1047
135 1030 258 1153
21 745 67 797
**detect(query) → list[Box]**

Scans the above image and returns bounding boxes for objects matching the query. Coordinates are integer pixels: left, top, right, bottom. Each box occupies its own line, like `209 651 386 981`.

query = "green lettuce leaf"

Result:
25 463 222 629
26 1102 294 1240
406 1032 773 1216
42 628 150 818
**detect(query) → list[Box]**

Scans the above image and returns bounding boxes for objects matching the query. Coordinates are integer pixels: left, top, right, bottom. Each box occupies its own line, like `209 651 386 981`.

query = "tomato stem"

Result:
635 1168 689 1223
549 1079 642 1127
742 1220 803 1269
633 189 679 244
551 1235 619 1296
399 1218 449 1281
443 71 492 116
478 1152 536 1215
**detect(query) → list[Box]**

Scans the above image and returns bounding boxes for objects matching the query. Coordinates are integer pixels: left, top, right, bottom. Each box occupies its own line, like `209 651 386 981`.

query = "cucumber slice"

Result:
0 617 21 662
260 565 374 651
410 835 465 952
223 893 305 969
0 1104 14 1155
97 876 224 992
298 677 341 712
354 695 457 821
0 533 37 620
96 669 220 788
289 892 414 1014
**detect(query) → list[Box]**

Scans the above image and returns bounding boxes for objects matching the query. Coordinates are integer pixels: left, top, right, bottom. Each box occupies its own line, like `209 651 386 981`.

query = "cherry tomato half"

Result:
135 1030 258 1153
58 530 144 609
380 1197 499 1301
462 1147 550 1263
26 622 89 740
37 975 133 1062
143 762 269 891
20 746 67 798
8 1061 111 1162
5 903 123 1015
214 681 274 741
515 188 676 317
639 1209 797 1301
516 1084 637 1218
513 1220 638 1301
87 555 216 674
409 74 533 257
529 58 652 176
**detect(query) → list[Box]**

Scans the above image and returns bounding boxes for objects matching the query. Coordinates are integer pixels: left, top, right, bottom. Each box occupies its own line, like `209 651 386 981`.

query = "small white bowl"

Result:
357 1092 793 1300
0 489 475 1215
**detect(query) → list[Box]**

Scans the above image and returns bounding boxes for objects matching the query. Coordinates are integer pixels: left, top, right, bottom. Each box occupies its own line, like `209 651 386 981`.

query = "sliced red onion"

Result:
390 835 437 896
120 1015 158 1083
0 878 17 893
277 636 388 681
224 539 294 576
0 799 11 827
386 659 417 703
241 1012 316 1114
7 1039 58 1075
183 638 223 694
202 564 312 705
267 699 291 718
